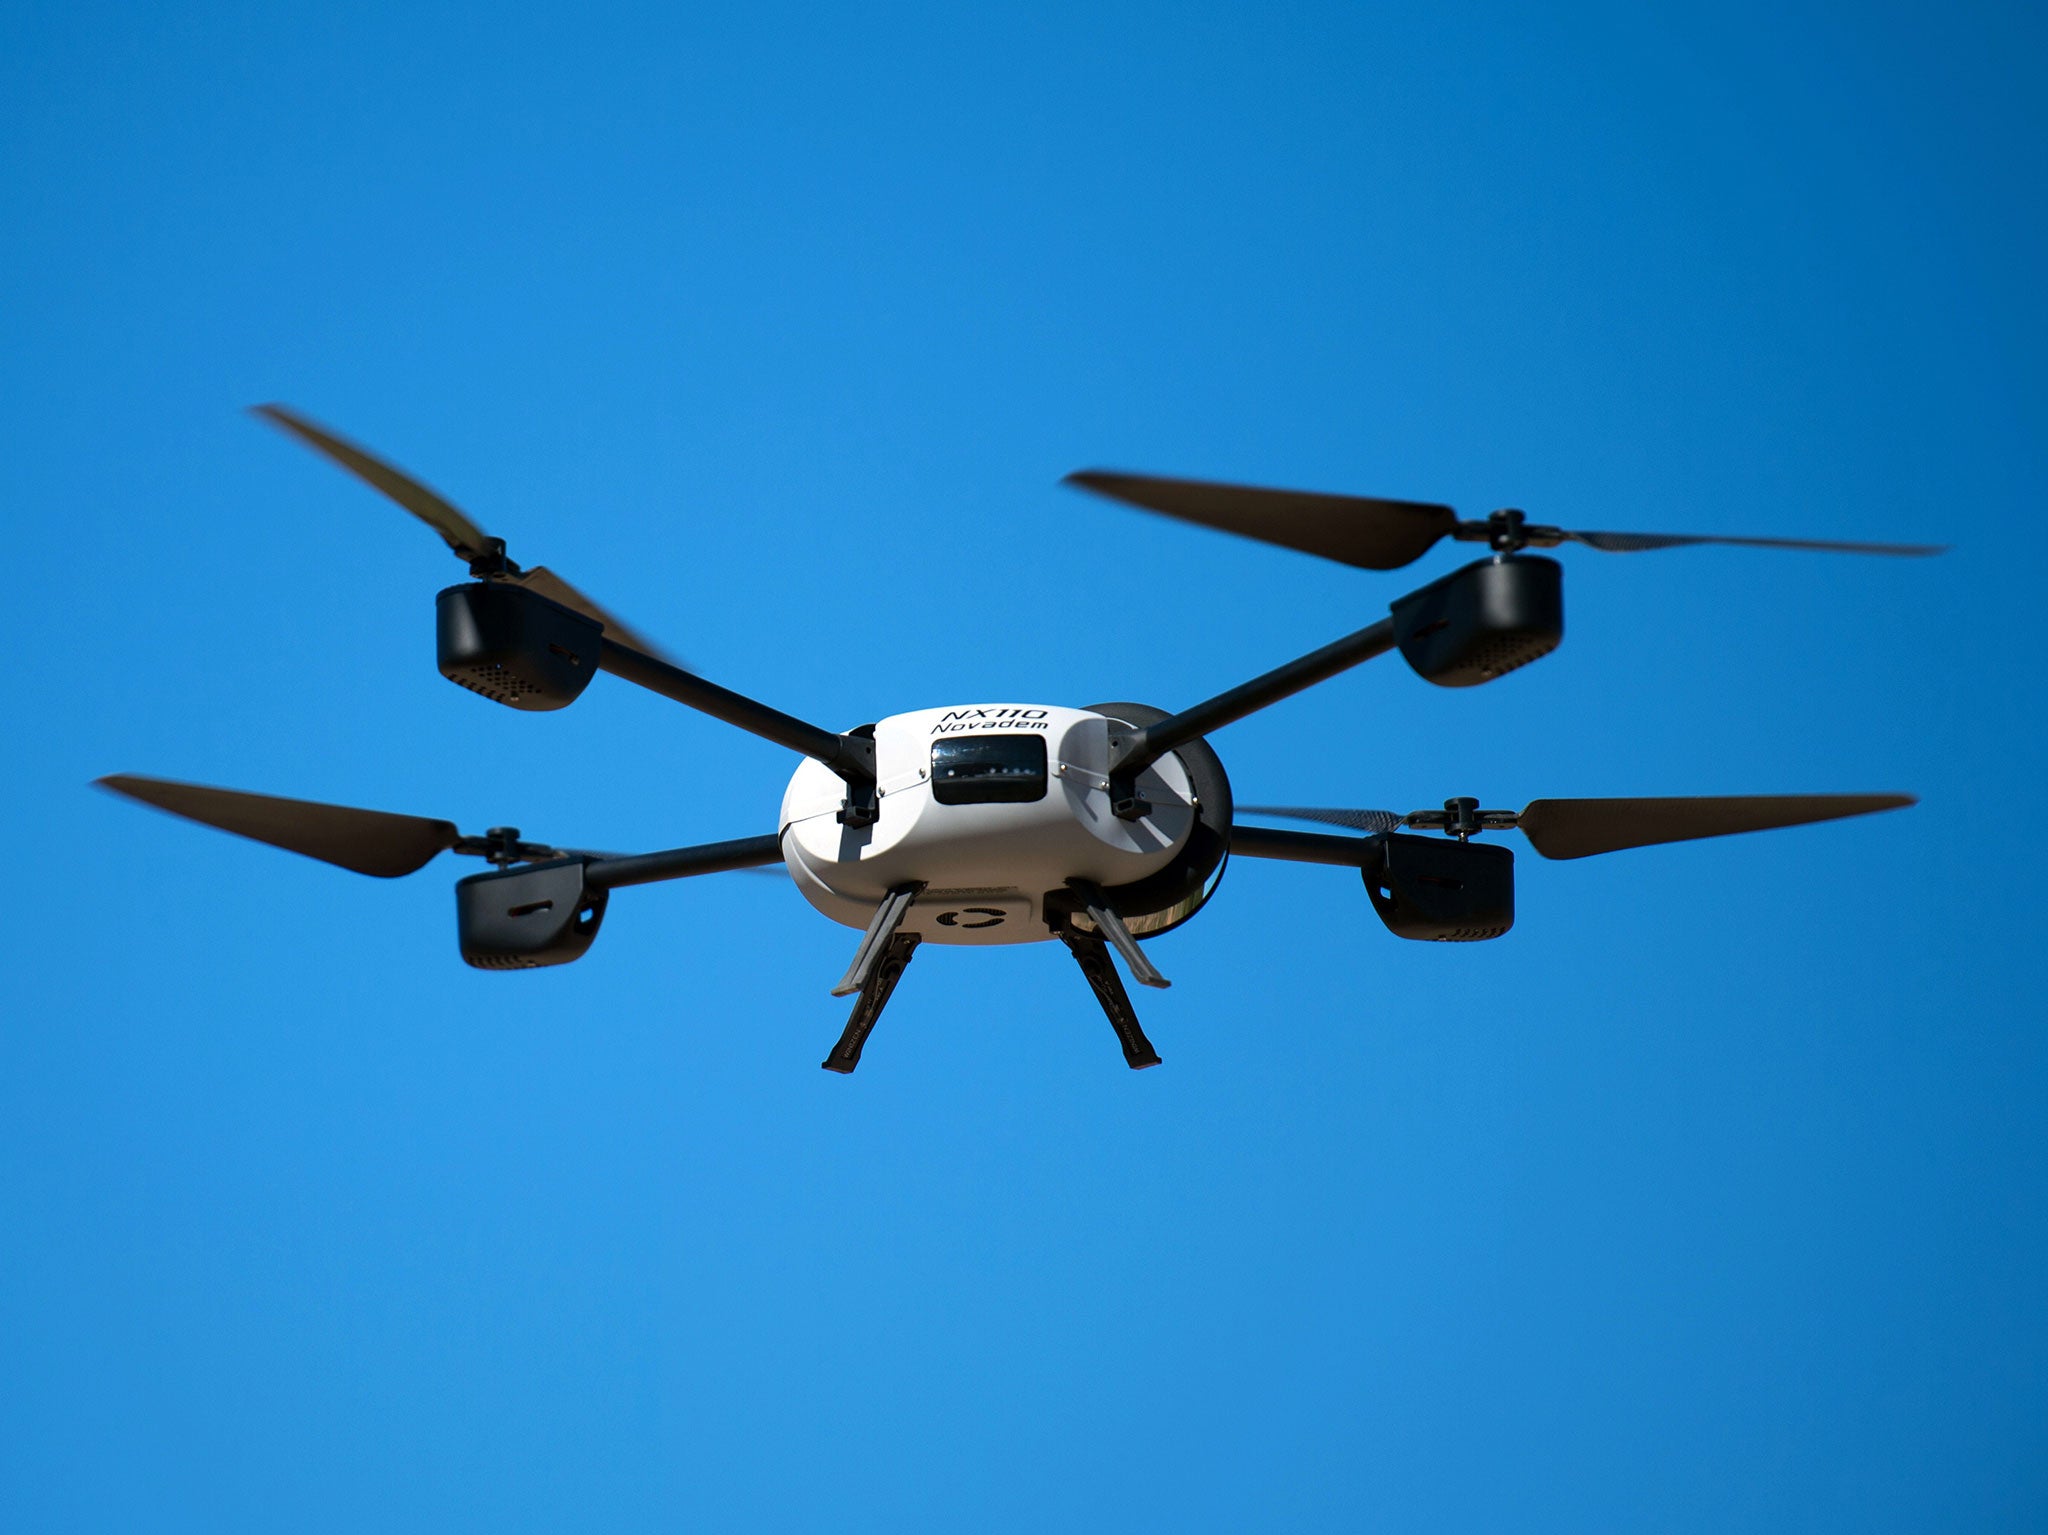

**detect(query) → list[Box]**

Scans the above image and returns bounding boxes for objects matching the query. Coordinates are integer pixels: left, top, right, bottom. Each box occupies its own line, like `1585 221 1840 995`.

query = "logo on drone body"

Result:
935 908 1006 929
930 707 1051 736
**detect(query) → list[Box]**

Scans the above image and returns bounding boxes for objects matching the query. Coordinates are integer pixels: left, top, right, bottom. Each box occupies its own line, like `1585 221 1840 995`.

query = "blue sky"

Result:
3 2 2043 1529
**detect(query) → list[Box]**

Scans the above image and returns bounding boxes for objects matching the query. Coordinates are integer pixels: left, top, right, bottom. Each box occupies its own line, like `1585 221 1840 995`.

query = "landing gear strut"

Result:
821 883 923 1074
1058 930 1163 1070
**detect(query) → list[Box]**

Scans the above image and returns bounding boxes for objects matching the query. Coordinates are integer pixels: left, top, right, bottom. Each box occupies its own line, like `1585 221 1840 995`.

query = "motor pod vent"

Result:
456 859 608 969
436 582 602 711
1389 555 1563 688
1364 833 1515 942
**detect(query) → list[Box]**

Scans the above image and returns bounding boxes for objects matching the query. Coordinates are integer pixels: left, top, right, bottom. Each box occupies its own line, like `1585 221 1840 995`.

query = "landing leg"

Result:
830 881 924 997
821 933 920 1074
1066 879 1171 989
1059 930 1163 1070
823 883 926 1074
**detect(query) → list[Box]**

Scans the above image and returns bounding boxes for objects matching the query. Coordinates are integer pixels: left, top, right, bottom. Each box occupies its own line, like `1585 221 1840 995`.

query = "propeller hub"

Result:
1485 508 1529 554
482 826 525 865
465 536 521 580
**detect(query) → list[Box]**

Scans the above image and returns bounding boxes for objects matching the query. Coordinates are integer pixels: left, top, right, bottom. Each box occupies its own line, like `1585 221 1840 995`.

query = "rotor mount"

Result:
1445 507 1571 557
1486 508 1529 554
482 826 527 865
465 536 520 579
452 825 568 867
1403 796 1520 842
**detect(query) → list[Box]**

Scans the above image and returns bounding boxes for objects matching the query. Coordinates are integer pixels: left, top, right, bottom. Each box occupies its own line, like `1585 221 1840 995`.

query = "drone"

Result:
100 408 1938 1072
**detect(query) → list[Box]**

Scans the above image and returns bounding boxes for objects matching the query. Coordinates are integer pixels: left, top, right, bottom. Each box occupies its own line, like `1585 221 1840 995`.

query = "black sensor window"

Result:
930 734 1049 805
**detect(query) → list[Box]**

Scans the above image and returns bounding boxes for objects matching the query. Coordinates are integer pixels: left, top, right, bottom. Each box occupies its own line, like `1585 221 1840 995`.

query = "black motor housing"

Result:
437 582 602 710
1389 555 1563 687
1364 833 1515 942
456 859 608 969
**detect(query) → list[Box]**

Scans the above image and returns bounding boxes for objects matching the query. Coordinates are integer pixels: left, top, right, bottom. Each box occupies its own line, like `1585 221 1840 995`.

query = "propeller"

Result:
1239 794 1916 860
95 773 596 878
1064 470 1944 571
251 404 676 660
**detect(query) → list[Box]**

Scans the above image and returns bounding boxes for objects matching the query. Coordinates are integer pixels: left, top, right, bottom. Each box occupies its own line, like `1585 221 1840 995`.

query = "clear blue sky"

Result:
4 3 2043 1529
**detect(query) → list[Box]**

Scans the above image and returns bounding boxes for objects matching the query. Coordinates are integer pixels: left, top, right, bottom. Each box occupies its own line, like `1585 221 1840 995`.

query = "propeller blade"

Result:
1558 529 1944 557
1240 795 1916 860
1068 461 1942 570
1063 470 1459 571
253 404 681 663
1515 794 1916 860
252 403 492 558
96 773 461 877
1237 804 1407 834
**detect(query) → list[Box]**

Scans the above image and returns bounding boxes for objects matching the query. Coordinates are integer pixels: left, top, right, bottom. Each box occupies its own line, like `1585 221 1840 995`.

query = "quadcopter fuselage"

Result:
780 704 1203 945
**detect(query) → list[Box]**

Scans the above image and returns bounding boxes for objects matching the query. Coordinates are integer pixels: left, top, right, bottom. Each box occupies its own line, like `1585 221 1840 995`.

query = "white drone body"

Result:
96 406 1931 1074
780 705 1199 946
